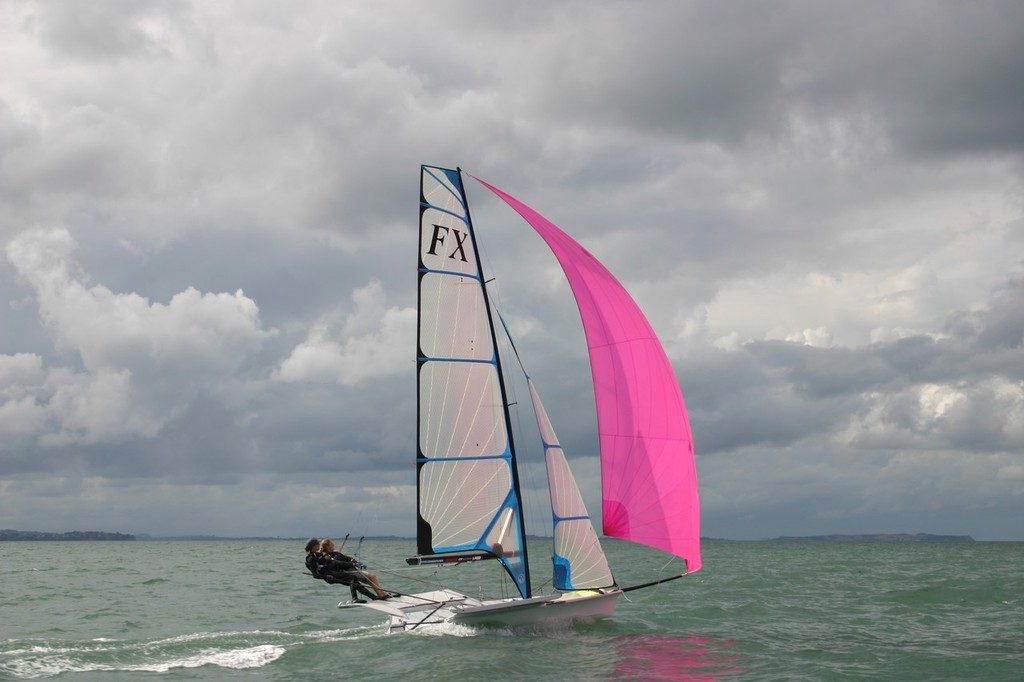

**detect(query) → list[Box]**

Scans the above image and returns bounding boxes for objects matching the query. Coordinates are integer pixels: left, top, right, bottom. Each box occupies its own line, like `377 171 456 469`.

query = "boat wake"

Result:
401 620 493 638
0 626 384 678
1 642 283 678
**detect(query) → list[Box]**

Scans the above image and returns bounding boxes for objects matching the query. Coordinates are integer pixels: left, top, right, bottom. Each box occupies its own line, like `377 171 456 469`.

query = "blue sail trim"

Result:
419 266 481 280
420 202 469 224
418 356 495 365
423 167 466 206
416 454 511 463
479 490 528 592
551 514 586 590
427 487 528 594
552 556 574 588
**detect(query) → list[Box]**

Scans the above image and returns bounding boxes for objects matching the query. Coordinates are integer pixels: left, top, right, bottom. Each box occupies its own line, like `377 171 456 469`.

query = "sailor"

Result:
304 537 391 602
304 538 322 574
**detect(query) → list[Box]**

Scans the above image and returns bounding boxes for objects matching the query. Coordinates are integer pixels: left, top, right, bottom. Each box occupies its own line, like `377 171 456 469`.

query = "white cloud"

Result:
274 280 415 385
837 378 1024 453
8 228 273 372
0 352 45 389
3 227 275 444
41 367 156 445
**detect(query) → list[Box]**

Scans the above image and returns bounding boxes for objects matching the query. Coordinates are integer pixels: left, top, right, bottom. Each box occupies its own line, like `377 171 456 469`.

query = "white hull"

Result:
339 588 621 633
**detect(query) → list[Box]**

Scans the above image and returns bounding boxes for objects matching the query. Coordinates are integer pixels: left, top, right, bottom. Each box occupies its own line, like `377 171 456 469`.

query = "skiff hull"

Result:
340 588 622 632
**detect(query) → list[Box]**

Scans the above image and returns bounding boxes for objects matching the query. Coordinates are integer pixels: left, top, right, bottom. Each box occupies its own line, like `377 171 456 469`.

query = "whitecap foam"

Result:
122 644 286 672
0 645 285 677
301 625 389 642
403 620 508 638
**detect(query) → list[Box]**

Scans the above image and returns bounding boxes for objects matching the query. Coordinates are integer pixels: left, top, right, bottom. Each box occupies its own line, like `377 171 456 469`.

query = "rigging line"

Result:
372 559 442 573
374 567 514 602
374 570 447 593
654 554 683 582
619 571 690 594
493 307 547 541
409 602 452 631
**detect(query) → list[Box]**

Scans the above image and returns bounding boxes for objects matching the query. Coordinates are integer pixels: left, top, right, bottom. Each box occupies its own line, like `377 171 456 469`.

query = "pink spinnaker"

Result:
475 177 702 573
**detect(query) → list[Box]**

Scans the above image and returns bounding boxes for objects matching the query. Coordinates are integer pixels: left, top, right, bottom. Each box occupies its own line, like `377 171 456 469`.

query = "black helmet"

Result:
305 538 320 552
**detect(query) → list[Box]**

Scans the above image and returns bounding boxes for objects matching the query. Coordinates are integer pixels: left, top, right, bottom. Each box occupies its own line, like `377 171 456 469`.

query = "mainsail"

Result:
417 166 530 597
473 176 702 573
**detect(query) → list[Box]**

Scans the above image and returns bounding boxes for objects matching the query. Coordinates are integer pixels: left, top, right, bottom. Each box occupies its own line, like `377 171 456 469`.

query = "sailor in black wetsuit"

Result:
304 538 391 602
304 538 324 575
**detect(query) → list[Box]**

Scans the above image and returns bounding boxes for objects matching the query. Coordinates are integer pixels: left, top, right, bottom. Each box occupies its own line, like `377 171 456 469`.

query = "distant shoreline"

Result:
134 535 410 542
0 529 136 541
769 533 975 542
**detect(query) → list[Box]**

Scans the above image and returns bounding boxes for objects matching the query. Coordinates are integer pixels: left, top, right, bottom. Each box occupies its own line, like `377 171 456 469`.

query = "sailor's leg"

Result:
353 580 378 600
361 571 389 598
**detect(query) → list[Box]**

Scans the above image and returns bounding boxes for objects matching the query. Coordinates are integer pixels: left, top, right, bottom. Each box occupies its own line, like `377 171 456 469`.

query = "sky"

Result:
1 1 1023 542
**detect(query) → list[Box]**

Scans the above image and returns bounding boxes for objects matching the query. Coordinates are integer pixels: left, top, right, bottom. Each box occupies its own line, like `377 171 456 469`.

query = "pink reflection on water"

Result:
611 634 744 681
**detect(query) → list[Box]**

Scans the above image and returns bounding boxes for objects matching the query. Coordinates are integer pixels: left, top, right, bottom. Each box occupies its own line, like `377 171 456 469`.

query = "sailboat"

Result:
341 165 701 631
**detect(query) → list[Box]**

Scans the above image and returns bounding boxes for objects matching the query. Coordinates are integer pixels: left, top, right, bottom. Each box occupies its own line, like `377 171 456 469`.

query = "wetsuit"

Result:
307 551 378 601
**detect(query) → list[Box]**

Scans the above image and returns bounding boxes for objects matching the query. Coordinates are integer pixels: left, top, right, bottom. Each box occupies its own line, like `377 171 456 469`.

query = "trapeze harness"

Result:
305 551 378 601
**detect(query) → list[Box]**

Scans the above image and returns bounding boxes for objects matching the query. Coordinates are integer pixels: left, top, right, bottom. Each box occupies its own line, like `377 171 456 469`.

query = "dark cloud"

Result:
789 2 1024 158
511 1 1024 162
965 280 1024 355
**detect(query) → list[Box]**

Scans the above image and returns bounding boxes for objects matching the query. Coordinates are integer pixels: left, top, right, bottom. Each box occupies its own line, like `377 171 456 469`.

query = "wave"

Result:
0 643 283 678
0 626 384 679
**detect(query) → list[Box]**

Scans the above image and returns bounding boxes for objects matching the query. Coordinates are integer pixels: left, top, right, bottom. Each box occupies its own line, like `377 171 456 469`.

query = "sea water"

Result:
1 539 1021 680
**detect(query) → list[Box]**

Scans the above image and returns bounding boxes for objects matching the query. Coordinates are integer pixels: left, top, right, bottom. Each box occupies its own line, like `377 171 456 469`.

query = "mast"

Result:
457 168 532 597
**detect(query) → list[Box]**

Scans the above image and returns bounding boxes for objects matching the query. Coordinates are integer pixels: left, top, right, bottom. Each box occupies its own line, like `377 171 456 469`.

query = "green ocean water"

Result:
1 539 1021 680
